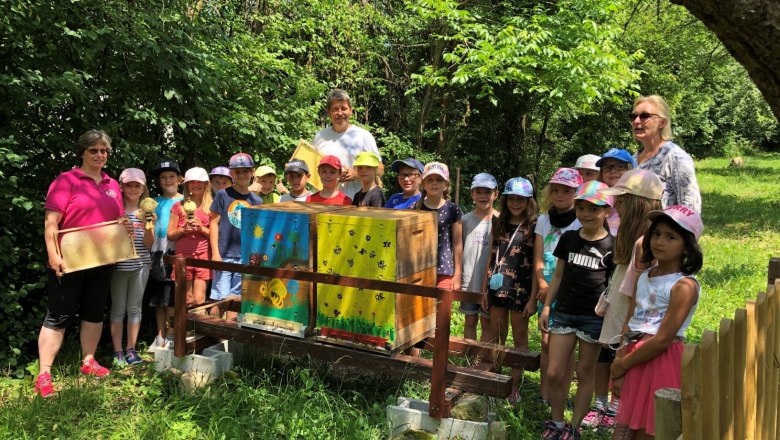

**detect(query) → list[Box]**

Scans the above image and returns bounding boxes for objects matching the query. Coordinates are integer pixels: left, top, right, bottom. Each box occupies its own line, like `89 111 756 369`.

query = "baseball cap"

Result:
549 168 583 188
503 177 534 197
153 159 182 176
422 162 449 181
647 205 703 240
470 173 498 190
209 166 232 181
599 169 663 200
574 154 601 171
318 155 342 171
254 165 277 178
285 159 310 174
119 168 146 185
183 167 209 183
574 181 614 206
353 152 381 168
596 148 638 168
391 158 424 174
229 152 255 169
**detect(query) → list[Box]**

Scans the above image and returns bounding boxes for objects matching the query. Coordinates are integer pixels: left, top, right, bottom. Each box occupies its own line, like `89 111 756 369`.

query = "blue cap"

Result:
503 177 534 197
470 173 498 190
595 148 637 168
391 158 424 174
229 152 255 169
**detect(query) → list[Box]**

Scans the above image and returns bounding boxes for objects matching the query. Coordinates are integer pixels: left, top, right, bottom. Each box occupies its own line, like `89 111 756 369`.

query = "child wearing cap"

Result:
385 158 424 209
612 206 703 438
280 160 313 202
351 152 385 207
250 166 281 204
416 162 463 291
460 173 499 344
574 154 601 182
148 159 184 348
110 168 155 368
486 177 539 405
539 181 616 439
210 153 262 313
209 166 233 194
597 148 637 236
307 155 352 205
169 167 212 309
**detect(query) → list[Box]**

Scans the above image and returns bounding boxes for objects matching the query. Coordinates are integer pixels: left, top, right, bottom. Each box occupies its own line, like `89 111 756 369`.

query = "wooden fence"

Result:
656 257 780 440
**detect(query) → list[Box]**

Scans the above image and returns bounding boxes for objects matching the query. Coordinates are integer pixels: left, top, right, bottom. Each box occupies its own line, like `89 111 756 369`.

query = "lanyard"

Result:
493 223 522 274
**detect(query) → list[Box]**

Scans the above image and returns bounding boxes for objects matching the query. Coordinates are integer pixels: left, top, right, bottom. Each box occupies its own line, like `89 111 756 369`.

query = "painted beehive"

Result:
240 202 349 337
315 207 437 353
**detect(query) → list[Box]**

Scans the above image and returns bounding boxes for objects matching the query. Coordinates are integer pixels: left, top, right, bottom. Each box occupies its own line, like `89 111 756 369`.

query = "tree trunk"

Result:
673 0 780 121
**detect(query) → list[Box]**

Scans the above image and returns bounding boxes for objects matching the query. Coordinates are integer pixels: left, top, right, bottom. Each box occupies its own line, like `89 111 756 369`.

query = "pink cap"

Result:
648 205 703 240
422 162 449 180
549 167 583 188
319 155 342 171
574 181 613 206
119 168 146 185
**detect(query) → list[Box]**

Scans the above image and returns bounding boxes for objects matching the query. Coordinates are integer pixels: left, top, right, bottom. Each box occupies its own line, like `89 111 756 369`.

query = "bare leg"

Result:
155 306 167 337
478 314 493 343
547 333 577 422
571 340 603 428
510 311 530 392
193 279 207 307
38 326 65 375
126 321 141 350
540 330 550 399
464 314 478 340
80 321 103 362
110 321 124 353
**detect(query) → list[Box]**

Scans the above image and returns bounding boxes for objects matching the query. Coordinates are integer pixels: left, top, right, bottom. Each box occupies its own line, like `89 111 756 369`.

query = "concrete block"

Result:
152 340 234 376
388 397 493 440
203 342 234 375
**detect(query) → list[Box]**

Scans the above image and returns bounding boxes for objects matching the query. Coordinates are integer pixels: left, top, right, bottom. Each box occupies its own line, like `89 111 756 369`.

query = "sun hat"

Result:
549 168 583 188
391 158 424 174
183 167 209 183
574 181 613 206
228 152 255 169
254 165 277 178
318 155 342 171
422 162 449 180
502 177 534 197
284 159 310 174
352 152 381 168
470 173 498 190
152 159 182 176
209 166 232 181
119 168 146 185
596 148 638 168
574 154 601 171
647 205 703 240
599 169 663 200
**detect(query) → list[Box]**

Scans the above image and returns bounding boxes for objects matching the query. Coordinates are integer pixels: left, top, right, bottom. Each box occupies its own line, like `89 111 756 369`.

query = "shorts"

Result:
147 278 175 308
43 265 113 329
549 310 604 344
210 257 243 300
488 289 530 313
172 251 212 281
436 275 453 289
459 300 489 318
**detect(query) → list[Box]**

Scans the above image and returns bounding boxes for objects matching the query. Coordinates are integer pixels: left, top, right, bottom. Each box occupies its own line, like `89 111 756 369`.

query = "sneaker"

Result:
80 358 110 377
598 407 617 431
112 351 127 369
34 372 54 398
581 405 605 429
507 388 520 406
560 423 582 440
125 349 143 366
541 420 563 439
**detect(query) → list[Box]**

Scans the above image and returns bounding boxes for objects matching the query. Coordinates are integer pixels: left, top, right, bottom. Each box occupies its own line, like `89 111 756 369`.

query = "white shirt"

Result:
313 125 380 198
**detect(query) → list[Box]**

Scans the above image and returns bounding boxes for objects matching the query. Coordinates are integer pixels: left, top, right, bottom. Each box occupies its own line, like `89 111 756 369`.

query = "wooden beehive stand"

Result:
166 256 541 418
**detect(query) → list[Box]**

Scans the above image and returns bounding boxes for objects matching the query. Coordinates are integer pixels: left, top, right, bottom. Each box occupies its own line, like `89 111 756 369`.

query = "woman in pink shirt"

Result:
36 130 126 397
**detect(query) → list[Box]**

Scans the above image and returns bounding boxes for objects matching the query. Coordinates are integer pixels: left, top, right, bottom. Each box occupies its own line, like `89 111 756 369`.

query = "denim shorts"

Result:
549 311 604 344
210 257 243 300
459 301 489 318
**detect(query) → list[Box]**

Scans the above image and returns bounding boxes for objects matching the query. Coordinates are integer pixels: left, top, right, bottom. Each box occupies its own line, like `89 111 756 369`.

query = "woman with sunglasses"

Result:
36 130 127 397
630 95 701 212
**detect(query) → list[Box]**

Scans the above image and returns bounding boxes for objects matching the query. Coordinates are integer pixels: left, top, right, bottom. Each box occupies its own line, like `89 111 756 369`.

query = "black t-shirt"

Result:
553 229 615 316
488 221 535 301
352 186 386 207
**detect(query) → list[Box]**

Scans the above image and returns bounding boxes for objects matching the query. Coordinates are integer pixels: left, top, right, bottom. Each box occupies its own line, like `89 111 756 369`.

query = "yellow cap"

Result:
254 165 277 177
352 152 381 168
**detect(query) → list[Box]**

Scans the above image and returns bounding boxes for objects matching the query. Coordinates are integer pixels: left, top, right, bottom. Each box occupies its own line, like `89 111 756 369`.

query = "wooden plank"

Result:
733 308 747 440
681 343 702 440
430 289 453 419
174 256 187 358
185 312 512 397
423 336 541 370
746 300 757 440
185 334 220 354
188 298 235 314
756 293 768 440
655 388 682 440
700 330 719 440
718 318 735 440
767 286 779 438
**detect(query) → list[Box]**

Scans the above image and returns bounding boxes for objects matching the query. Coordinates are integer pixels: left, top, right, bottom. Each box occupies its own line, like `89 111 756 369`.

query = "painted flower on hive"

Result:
274 232 283 241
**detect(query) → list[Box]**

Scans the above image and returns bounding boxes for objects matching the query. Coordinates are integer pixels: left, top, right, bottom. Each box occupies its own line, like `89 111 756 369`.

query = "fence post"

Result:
174 256 187 358
746 300 758 439
733 308 747 440
428 288 452 419
681 343 702 440
718 318 735 440
756 293 768 440
768 283 780 438
700 330 719 439
768 257 780 288
655 388 682 440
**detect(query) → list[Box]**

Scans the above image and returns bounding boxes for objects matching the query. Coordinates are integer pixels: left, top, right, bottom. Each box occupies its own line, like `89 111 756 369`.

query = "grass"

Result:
1 153 778 439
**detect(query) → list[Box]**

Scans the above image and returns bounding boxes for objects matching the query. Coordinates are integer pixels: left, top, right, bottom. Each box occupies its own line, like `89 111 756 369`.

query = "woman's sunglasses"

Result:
629 112 659 122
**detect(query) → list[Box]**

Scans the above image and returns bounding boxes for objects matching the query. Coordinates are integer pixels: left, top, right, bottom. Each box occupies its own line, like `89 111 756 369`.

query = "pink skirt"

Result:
615 340 684 435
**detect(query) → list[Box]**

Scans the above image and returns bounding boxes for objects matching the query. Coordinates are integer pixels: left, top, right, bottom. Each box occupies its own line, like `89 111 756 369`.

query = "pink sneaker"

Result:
34 372 55 398
80 358 110 377
580 405 605 429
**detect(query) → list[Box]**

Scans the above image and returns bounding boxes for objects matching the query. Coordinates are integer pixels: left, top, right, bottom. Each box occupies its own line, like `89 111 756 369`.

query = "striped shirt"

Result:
116 211 151 271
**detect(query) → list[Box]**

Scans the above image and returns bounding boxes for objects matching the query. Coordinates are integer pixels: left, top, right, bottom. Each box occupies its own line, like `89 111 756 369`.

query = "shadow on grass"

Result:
702 191 780 236
698 262 758 287
699 165 778 179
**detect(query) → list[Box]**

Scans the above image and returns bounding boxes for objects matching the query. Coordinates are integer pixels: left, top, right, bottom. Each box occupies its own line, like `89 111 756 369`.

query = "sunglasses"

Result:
86 147 110 156
399 172 421 180
602 163 630 172
628 112 659 122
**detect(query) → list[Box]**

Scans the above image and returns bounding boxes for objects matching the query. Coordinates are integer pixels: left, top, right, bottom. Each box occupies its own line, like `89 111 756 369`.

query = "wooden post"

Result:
655 388 682 440
718 318 735 440
746 300 757 440
766 286 779 438
733 308 747 440
681 343 702 440
700 330 719 439
174 256 187 358
756 293 768 440
429 288 453 419
768 257 780 288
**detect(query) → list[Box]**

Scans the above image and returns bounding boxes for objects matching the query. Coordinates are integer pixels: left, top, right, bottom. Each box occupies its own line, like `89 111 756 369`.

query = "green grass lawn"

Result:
1 154 778 439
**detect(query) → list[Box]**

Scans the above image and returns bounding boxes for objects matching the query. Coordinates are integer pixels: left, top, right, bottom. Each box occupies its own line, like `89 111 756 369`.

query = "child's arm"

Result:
451 219 463 291
523 270 539 318
143 215 155 250
167 207 183 242
210 214 221 261
533 233 548 301
538 260 565 332
611 277 699 379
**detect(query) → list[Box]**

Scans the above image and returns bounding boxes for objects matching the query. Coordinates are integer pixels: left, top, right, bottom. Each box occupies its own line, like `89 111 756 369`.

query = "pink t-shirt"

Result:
171 202 211 257
44 167 123 229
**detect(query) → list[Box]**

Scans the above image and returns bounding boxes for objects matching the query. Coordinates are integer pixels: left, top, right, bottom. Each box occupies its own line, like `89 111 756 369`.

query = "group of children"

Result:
108 148 702 440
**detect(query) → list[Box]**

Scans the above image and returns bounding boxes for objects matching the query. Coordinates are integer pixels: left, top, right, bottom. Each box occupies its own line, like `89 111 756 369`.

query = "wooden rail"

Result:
165 256 540 419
